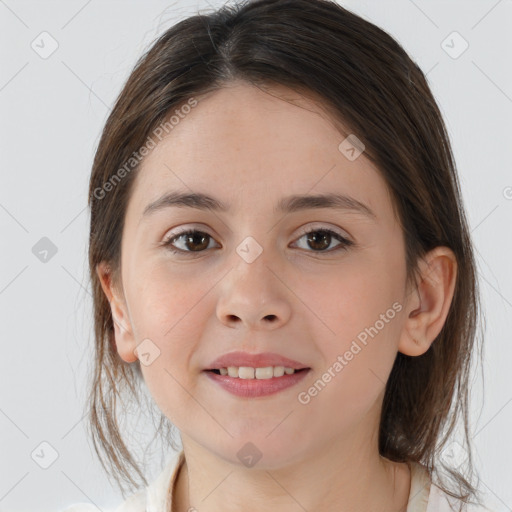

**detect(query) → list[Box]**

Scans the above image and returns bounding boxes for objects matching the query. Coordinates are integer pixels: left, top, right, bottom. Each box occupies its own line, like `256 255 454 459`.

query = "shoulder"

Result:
408 461 497 512
57 490 146 512
428 481 498 512
58 450 184 512
58 505 115 512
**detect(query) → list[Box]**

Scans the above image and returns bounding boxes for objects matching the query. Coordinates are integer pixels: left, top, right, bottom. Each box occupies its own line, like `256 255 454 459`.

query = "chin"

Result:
206 435 306 470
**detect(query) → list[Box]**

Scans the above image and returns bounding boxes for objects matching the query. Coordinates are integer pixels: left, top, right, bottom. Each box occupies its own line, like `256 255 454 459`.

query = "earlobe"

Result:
398 247 458 357
96 261 138 363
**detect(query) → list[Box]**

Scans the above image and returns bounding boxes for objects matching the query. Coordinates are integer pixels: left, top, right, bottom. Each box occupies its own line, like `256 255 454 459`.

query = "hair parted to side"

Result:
86 0 485 507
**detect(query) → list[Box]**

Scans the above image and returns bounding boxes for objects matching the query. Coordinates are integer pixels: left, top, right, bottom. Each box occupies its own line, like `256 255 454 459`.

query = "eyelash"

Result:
162 227 354 256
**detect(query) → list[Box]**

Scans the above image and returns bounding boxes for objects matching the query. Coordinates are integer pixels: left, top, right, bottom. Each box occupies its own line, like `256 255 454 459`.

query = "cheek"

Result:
294 250 405 393
135 302 206 425
295 270 404 428
128 260 209 341
128 262 216 404
295 254 404 341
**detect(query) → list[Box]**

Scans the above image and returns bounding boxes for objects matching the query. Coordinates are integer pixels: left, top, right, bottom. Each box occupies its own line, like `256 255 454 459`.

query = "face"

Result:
103 82 418 468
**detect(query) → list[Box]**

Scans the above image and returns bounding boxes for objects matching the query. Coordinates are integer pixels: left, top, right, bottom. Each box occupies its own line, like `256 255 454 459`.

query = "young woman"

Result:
62 0 494 510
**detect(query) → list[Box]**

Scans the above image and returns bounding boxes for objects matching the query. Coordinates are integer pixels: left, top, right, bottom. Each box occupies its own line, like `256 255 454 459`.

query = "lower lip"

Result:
203 369 311 398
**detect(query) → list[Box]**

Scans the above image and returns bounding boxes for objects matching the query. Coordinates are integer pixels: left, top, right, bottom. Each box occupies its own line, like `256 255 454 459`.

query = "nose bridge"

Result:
231 232 279 302
215 232 292 329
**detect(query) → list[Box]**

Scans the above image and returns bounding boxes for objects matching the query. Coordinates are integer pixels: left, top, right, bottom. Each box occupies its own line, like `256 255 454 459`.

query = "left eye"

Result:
162 228 353 255
294 228 353 253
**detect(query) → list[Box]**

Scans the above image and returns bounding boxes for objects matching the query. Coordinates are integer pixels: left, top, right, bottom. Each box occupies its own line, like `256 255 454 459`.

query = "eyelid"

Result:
295 222 351 240
163 224 213 239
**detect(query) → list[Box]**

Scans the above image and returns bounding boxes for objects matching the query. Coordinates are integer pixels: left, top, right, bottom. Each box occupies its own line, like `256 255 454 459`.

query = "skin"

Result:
97 81 457 512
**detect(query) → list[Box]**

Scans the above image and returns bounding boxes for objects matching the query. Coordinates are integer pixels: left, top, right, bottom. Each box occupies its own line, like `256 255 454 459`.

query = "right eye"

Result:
162 229 219 254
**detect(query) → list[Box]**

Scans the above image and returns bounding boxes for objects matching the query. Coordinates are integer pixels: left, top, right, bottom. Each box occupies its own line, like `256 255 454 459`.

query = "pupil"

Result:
308 231 330 250
187 232 208 251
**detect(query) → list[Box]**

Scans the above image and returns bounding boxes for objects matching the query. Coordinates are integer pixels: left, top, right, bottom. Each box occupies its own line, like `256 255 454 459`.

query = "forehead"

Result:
126 82 390 219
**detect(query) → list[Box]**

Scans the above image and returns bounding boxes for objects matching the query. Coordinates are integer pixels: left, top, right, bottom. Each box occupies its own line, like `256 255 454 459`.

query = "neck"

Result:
171 435 411 512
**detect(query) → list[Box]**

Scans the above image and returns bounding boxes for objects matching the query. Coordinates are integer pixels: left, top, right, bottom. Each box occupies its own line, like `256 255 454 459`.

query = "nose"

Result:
216 253 292 331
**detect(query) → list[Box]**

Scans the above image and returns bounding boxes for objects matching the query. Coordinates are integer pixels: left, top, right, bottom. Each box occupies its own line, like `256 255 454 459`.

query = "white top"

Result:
59 450 495 512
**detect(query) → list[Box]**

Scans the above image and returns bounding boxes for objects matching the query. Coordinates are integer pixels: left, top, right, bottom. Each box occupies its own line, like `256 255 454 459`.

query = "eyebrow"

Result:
142 191 376 219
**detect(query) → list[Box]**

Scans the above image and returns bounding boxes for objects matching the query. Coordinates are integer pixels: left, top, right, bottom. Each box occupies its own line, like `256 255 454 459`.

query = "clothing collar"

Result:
407 461 432 512
146 449 185 512
145 451 432 512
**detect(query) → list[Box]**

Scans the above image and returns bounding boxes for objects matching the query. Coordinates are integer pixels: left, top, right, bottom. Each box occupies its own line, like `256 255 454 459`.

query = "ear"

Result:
398 246 457 357
96 261 138 363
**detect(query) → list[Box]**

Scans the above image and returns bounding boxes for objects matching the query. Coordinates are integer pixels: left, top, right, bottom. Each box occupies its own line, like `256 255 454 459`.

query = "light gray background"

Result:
1 0 511 510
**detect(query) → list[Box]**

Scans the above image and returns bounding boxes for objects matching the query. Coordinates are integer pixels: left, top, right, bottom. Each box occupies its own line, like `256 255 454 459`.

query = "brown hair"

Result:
86 0 485 507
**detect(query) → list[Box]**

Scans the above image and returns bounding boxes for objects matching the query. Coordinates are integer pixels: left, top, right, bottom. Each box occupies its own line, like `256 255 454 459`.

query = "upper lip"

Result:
205 351 309 370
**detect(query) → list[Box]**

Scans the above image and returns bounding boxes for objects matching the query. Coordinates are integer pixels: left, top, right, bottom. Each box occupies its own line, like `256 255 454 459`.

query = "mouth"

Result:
203 366 312 398
205 351 310 374
205 367 310 377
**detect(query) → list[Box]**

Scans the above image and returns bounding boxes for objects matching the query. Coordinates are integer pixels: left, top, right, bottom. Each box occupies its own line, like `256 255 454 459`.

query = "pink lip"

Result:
205 351 309 370
204 368 311 398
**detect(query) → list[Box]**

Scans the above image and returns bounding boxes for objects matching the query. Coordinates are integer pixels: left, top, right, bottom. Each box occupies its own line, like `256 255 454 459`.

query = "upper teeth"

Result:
219 366 297 379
